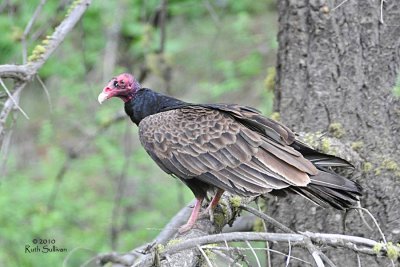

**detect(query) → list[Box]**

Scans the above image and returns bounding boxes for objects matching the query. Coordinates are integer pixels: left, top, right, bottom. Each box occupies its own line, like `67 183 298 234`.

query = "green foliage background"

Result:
0 0 277 266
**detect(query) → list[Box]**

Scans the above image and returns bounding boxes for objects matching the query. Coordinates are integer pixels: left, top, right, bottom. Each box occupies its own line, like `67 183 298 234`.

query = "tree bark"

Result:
273 0 400 266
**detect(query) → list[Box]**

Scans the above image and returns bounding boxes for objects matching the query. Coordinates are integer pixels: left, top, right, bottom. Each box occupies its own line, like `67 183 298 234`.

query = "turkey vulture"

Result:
98 73 362 232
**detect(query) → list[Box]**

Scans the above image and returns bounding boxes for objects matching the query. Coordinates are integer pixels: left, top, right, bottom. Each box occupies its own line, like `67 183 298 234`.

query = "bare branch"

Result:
240 204 295 233
245 240 261 267
354 207 387 244
256 200 271 267
0 78 29 120
26 0 90 73
22 0 47 63
332 0 350 11
36 75 53 112
319 252 338 267
380 0 385 24
203 0 220 25
0 0 91 142
222 214 257 233
0 82 27 136
164 233 304 255
130 230 398 267
97 191 400 267
202 245 312 265
300 232 378 254
285 240 291 267
197 245 214 267
305 239 325 267
0 65 29 80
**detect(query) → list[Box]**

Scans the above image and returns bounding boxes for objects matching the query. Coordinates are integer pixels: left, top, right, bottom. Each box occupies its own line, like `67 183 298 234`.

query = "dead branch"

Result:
21 0 47 63
127 231 396 267
0 0 91 143
240 204 295 234
96 193 400 267
0 65 29 80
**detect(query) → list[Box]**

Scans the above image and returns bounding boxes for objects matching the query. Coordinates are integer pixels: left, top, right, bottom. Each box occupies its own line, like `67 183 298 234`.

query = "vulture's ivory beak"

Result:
98 92 109 104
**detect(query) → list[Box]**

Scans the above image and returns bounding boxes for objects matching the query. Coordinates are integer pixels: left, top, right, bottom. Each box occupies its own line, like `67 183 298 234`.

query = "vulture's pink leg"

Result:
179 197 204 233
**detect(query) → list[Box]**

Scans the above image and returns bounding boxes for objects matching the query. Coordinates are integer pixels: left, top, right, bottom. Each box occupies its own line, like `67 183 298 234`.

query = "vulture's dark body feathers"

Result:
124 88 362 209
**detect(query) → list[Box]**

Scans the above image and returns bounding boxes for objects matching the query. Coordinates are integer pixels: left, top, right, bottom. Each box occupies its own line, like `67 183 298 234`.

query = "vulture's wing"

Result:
204 104 354 168
138 106 318 196
198 103 296 145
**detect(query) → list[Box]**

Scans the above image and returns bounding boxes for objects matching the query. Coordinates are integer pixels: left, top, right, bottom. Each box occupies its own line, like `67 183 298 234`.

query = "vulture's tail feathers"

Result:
291 170 362 210
292 140 353 168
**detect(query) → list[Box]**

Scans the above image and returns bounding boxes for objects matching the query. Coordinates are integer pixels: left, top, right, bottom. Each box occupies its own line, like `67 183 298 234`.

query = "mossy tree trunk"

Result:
272 0 400 265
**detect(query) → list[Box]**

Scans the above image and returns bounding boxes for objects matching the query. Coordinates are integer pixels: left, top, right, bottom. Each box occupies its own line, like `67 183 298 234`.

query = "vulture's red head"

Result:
98 73 141 104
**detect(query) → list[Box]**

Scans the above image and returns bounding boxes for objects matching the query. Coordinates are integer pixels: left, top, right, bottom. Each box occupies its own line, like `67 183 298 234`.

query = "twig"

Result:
202 245 312 265
319 252 337 267
0 78 29 119
285 239 291 267
349 206 387 244
304 238 325 267
129 231 391 267
198 245 214 267
36 75 52 112
0 113 16 176
162 233 304 256
245 240 261 267
203 0 220 25
212 250 240 266
0 65 29 80
311 251 325 267
256 200 271 267
332 0 350 11
222 214 257 233
343 205 373 232
0 82 27 135
356 253 361 267
0 0 91 141
240 204 295 233
22 0 47 63
380 0 385 24
27 0 91 72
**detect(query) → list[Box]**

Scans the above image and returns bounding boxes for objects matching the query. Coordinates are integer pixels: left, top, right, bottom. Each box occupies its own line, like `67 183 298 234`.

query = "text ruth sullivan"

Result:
25 245 67 253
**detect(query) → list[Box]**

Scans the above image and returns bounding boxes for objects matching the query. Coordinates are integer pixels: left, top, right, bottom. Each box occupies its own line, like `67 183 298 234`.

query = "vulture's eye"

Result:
113 81 119 88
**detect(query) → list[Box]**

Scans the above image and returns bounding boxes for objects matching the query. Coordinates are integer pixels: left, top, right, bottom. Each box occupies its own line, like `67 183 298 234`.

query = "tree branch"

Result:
96 193 400 266
0 0 91 141
21 0 47 63
0 65 29 80
240 204 295 234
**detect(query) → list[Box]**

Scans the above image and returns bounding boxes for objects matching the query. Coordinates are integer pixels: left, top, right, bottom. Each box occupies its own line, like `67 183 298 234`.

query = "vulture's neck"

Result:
125 88 187 125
